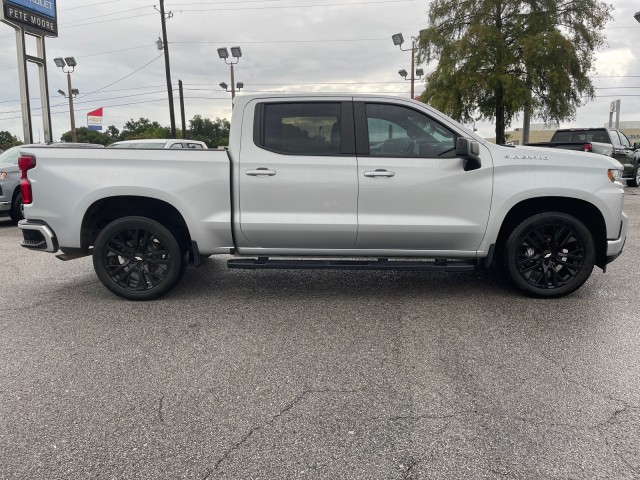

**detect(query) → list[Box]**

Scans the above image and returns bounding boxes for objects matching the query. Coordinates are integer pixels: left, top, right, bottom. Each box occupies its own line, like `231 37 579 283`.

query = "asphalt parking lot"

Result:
1 190 639 480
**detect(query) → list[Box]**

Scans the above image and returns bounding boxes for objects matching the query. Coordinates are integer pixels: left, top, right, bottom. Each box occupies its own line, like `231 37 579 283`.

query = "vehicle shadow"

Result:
170 255 518 302
0 218 17 229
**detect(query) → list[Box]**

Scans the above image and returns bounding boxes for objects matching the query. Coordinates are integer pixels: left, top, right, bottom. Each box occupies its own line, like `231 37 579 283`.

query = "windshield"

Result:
0 146 20 164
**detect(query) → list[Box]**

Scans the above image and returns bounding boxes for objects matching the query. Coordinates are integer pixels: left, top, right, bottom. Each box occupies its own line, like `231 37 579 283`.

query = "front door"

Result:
238 100 358 249
354 101 493 253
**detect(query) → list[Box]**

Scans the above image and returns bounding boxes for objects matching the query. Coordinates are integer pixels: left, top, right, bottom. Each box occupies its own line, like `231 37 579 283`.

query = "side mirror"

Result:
634 142 640 150
456 137 482 171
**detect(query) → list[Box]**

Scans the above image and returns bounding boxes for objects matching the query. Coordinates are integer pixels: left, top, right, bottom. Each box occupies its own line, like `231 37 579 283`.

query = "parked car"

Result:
17 94 627 300
526 128 639 186
0 143 104 223
108 139 208 149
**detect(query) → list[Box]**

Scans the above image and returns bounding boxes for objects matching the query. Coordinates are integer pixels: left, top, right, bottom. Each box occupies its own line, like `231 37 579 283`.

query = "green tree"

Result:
105 125 122 143
417 0 611 144
119 118 170 140
188 115 230 147
0 131 22 150
60 127 112 145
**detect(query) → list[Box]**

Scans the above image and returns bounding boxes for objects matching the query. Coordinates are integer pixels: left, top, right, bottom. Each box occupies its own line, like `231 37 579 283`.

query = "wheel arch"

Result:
81 196 192 253
494 197 608 269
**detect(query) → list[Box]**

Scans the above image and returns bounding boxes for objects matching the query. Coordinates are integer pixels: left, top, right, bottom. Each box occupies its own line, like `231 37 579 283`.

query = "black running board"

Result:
227 258 476 272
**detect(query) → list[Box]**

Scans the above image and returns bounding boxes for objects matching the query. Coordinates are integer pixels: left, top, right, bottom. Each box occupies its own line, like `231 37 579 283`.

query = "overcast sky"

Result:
0 0 638 142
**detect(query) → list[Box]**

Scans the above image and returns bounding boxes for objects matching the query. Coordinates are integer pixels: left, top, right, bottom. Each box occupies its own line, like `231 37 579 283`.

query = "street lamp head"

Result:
57 89 65 96
230 46 242 58
635 11 640 23
71 88 79 96
217 47 229 59
392 33 404 46
415 68 424 77
219 82 228 90
64 57 77 68
236 82 244 90
53 57 66 68
398 69 408 78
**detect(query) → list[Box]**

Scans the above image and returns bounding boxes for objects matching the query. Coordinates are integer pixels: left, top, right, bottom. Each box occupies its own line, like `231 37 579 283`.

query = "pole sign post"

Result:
0 0 57 144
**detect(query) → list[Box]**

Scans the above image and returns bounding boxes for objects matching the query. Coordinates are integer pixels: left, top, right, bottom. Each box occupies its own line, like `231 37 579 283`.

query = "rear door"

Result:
354 100 493 252
237 100 358 249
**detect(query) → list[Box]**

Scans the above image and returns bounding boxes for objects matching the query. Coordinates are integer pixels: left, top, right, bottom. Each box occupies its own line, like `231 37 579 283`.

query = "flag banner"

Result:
87 108 103 131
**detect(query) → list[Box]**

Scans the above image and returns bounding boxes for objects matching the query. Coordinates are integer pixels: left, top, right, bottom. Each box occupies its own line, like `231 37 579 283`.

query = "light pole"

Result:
398 67 424 94
392 33 424 98
53 57 78 143
219 81 244 96
217 46 242 102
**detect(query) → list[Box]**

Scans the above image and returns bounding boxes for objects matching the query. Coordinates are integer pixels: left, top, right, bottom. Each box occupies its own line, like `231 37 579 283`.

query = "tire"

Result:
93 216 184 300
627 167 640 187
9 191 23 223
503 212 595 298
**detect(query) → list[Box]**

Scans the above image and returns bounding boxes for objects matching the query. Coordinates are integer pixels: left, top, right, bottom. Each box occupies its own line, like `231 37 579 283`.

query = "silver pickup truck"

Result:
17 94 628 300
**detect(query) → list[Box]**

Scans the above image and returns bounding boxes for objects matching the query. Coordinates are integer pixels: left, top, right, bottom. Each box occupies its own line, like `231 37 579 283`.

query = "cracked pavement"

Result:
1 190 639 479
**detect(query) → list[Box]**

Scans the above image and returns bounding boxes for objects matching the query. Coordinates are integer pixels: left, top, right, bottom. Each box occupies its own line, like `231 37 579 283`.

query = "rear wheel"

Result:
93 216 184 300
627 167 640 187
503 212 595 298
9 191 23 223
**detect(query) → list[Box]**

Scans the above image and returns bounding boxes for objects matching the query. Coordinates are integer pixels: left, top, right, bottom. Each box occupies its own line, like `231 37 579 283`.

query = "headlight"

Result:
608 169 623 183
0 172 6 180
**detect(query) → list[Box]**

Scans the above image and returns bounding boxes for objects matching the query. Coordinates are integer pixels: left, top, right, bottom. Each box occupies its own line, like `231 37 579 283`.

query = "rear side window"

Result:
260 103 342 155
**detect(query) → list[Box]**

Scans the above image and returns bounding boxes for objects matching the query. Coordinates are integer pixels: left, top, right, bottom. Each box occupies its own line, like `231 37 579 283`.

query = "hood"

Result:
491 143 624 170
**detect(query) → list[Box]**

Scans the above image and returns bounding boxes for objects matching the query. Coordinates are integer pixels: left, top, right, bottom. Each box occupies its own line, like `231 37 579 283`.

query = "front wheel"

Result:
503 212 595 298
93 216 184 300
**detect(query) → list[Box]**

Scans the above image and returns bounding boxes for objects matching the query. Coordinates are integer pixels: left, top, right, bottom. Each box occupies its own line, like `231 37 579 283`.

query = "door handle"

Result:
246 168 276 176
364 169 395 178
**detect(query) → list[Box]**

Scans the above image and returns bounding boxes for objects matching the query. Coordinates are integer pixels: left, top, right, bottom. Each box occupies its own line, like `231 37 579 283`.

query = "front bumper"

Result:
605 212 628 264
18 220 59 252
0 201 10 214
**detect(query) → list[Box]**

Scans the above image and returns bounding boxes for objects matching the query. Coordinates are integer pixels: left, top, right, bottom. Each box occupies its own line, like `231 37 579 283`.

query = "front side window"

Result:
262 103 341 155
618 131 631 148
365 103 457 158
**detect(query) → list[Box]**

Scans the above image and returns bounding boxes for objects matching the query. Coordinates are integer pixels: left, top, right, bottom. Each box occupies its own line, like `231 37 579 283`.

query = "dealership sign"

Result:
0 0 58 37
87 108 104 131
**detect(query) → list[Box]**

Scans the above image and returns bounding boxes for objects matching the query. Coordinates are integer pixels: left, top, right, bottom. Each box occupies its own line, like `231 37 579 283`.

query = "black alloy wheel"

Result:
628 168 640 188
93 216 184 300
504 212 595 298
10 191 23 223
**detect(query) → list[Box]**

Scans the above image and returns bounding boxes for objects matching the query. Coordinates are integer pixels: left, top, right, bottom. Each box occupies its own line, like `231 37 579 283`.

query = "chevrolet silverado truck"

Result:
526 127 640 186
17 94 628 300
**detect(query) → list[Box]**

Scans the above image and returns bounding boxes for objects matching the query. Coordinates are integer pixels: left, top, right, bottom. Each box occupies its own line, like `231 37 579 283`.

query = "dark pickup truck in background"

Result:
526 128 640 187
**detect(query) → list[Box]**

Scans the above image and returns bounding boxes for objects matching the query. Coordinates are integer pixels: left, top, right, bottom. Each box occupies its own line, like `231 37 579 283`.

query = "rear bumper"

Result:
605 212 628 264
18 220 59 252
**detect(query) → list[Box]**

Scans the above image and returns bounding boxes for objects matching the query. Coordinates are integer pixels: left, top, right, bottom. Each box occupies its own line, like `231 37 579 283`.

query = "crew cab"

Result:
526 128 639 186
17 94 628 300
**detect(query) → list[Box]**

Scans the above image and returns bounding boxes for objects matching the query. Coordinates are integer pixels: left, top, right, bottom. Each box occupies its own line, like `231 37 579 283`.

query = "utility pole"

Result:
179 80 187 139
157 0 176 138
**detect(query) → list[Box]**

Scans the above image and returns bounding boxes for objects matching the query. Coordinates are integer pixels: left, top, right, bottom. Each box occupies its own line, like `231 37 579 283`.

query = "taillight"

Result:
583 143 593 152
18 155 36 204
